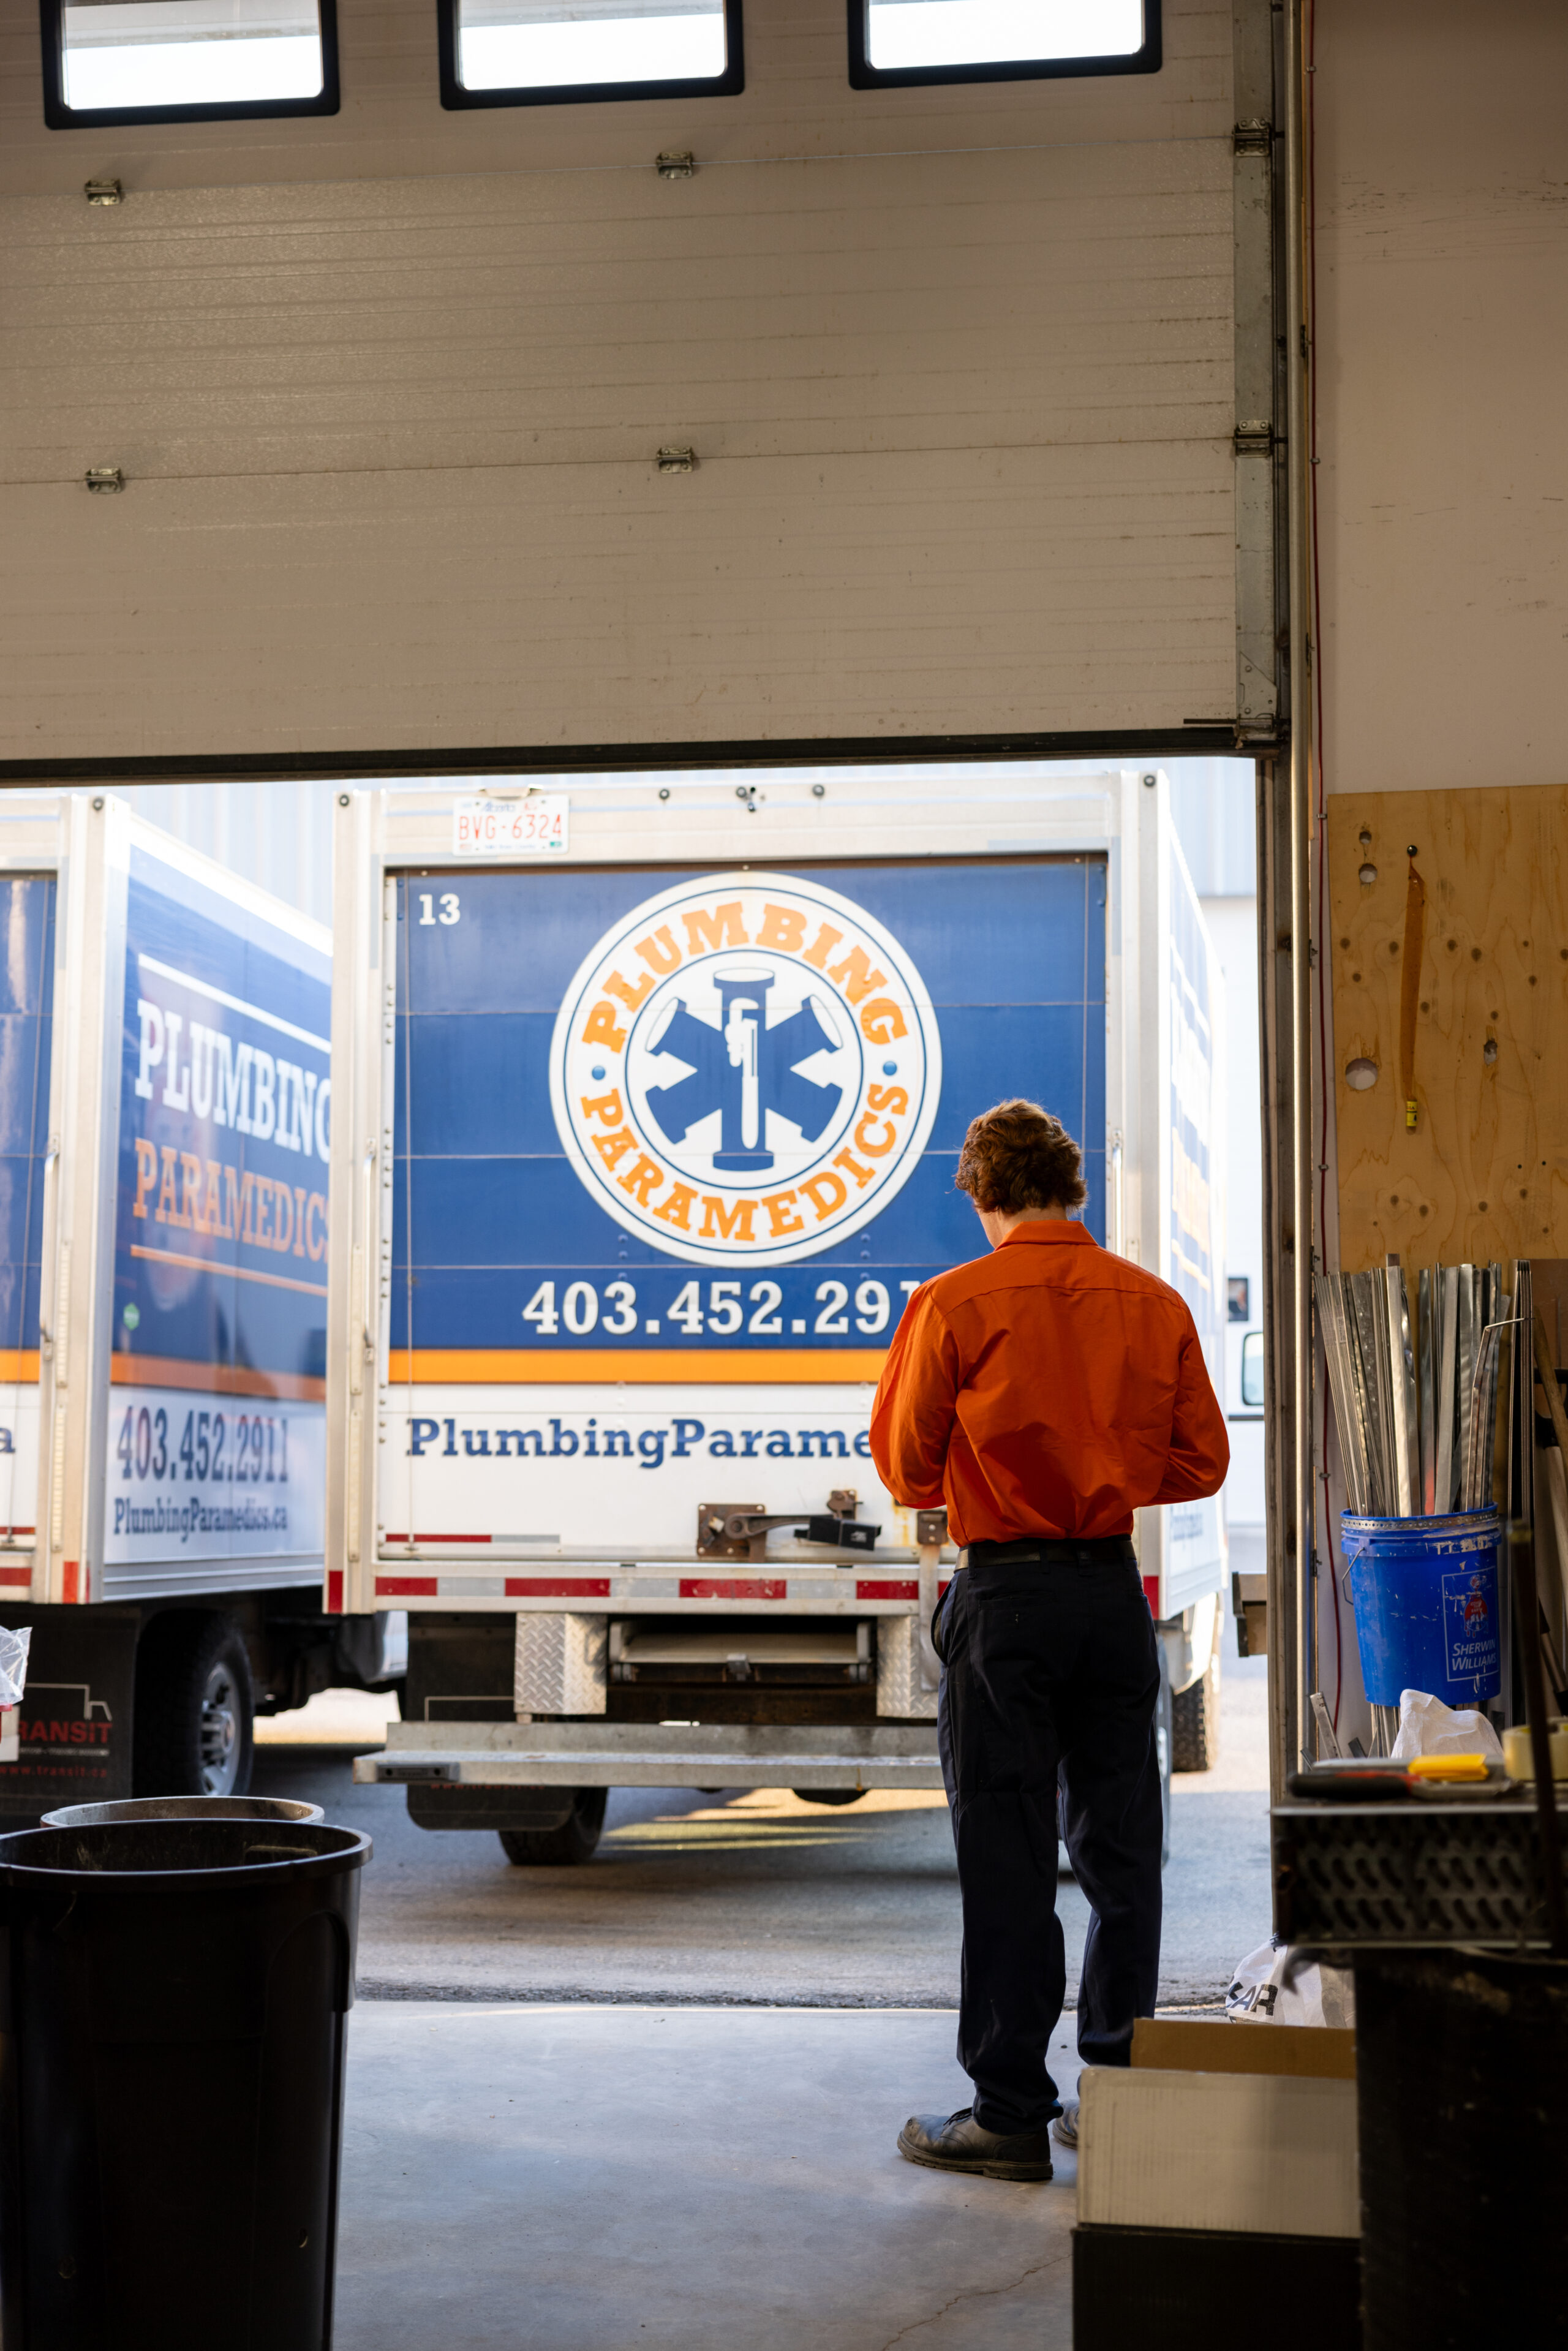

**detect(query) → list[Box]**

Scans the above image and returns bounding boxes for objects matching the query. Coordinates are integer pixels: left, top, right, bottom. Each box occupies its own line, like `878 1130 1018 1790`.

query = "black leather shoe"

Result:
897 2106 1054 2182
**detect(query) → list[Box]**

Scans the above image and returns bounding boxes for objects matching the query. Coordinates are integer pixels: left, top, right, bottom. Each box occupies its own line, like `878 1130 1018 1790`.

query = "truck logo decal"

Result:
550 872 941 1267
645 976 843 1169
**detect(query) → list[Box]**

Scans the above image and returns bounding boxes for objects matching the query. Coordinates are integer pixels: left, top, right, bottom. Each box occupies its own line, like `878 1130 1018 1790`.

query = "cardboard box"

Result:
1077 2067 1359 2238
1132 2016 1355 2079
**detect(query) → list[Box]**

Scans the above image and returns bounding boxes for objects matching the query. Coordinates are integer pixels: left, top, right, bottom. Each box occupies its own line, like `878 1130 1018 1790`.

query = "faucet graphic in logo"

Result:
644 973 844 1172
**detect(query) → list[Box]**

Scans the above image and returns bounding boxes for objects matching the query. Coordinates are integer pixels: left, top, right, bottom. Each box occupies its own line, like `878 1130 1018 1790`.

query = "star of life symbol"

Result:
550 872 941 1267
647 973 842 1174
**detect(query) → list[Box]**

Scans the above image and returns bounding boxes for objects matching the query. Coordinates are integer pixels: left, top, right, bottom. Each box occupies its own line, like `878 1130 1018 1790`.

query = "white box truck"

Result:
333 768 1226 1860
0 793 400 1822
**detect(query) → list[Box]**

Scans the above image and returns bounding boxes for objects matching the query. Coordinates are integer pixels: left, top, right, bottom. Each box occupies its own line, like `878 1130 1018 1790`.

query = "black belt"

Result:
964 1536 1137 1569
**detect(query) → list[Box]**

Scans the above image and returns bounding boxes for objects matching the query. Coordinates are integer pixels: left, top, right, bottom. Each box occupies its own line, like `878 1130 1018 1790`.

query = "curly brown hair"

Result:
954 1098 1087 1217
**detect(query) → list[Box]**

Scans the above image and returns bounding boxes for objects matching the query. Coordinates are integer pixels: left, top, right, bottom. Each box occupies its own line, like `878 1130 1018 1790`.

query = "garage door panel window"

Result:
44 0 337 124
439 0 743 107
848 0 1159 88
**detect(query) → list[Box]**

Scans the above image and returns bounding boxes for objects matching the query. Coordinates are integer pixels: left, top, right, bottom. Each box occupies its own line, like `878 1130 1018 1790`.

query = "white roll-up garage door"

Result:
0 0 1274 771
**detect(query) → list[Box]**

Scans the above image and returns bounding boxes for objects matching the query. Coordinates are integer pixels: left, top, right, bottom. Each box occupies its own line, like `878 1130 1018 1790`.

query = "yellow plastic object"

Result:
1501 1722 1568 1782
1406 1753 1490 1781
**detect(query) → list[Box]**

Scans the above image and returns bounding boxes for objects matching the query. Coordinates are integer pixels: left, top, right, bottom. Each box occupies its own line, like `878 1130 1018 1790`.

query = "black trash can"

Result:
0 1817 371 2350
1355 1947 1568 2345
40 1795 325 1828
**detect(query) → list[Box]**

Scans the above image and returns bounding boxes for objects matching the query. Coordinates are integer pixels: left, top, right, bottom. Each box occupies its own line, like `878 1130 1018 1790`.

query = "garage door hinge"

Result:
1234 421 1273 456
1234 119 1272 156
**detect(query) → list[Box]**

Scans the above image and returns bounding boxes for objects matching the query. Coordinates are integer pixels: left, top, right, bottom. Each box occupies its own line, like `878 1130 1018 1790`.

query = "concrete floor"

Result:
334 2004 1081 2350
276 1637 1266 2349
255 1645 1271 2012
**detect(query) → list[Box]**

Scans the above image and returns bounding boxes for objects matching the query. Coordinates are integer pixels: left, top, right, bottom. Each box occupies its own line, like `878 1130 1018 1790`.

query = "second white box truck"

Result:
333 767 1226 1859
0 794 401 1823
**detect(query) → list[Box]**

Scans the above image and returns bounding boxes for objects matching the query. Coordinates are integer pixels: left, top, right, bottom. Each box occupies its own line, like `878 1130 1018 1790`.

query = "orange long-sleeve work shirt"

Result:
869 1221 1230 1545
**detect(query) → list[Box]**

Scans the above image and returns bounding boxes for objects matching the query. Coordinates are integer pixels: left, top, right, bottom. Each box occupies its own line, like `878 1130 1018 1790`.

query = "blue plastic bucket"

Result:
1341 1508 1502 1707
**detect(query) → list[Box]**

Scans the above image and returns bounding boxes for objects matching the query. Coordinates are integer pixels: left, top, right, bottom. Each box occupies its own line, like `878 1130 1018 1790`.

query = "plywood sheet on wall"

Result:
1330 784 1568 1271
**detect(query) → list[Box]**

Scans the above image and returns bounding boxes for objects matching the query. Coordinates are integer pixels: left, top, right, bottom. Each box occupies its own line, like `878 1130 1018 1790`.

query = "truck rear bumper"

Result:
355 1720 944 1792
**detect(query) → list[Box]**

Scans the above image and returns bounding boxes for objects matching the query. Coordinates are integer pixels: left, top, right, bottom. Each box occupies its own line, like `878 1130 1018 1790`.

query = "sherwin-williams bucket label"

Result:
1442 1565 1499 1688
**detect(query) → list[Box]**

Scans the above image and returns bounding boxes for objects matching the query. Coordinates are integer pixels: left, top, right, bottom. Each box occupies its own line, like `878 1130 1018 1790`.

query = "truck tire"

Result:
791 1789 868 1806
499 1787 606 1866
132 1611 255 1798
1172 1647 1221 1773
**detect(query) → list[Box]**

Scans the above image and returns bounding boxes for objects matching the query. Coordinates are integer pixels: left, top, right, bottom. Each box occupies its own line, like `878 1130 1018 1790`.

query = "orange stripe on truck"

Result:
111 1354 325 1401
385 1348 888 1384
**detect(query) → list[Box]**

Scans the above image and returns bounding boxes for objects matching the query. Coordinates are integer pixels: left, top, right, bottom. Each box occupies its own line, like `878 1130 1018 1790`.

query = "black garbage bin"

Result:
1356 1947 1568 2345
40 1795 325 1828
0 1817 371 2351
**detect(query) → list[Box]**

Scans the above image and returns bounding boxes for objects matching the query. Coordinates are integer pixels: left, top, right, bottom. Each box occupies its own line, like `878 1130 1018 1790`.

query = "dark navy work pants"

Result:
936 1541 1163 2135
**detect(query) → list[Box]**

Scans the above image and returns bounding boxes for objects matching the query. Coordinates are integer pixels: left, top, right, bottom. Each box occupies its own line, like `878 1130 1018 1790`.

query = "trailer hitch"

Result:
696 1490 883 1562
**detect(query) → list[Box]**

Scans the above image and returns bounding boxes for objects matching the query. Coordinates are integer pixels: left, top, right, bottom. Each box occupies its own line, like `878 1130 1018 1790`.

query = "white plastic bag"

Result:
1389 1687 1502 1764
0 1625 30 1765
0 1624 30 1709
1226 1936 1355 2029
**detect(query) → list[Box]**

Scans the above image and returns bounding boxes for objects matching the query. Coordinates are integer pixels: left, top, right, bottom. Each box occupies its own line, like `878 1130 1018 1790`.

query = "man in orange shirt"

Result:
873 1099 1229 2183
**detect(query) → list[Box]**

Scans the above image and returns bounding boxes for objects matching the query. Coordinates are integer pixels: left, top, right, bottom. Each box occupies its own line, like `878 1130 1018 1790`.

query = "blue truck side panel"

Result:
392 860 1106 1356
0 878 55 1358
105 848 331 1576
113 848 332 1386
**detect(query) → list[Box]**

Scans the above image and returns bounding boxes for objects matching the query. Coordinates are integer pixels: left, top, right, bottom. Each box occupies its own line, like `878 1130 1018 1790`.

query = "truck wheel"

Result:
499 1787 606 1866
791 1789 867 1806
132 1612 255 1798
1172 1648 1222 1773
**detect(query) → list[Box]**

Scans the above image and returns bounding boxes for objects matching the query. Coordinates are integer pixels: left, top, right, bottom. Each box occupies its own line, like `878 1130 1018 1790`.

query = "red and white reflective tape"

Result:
372 1569 952 1604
